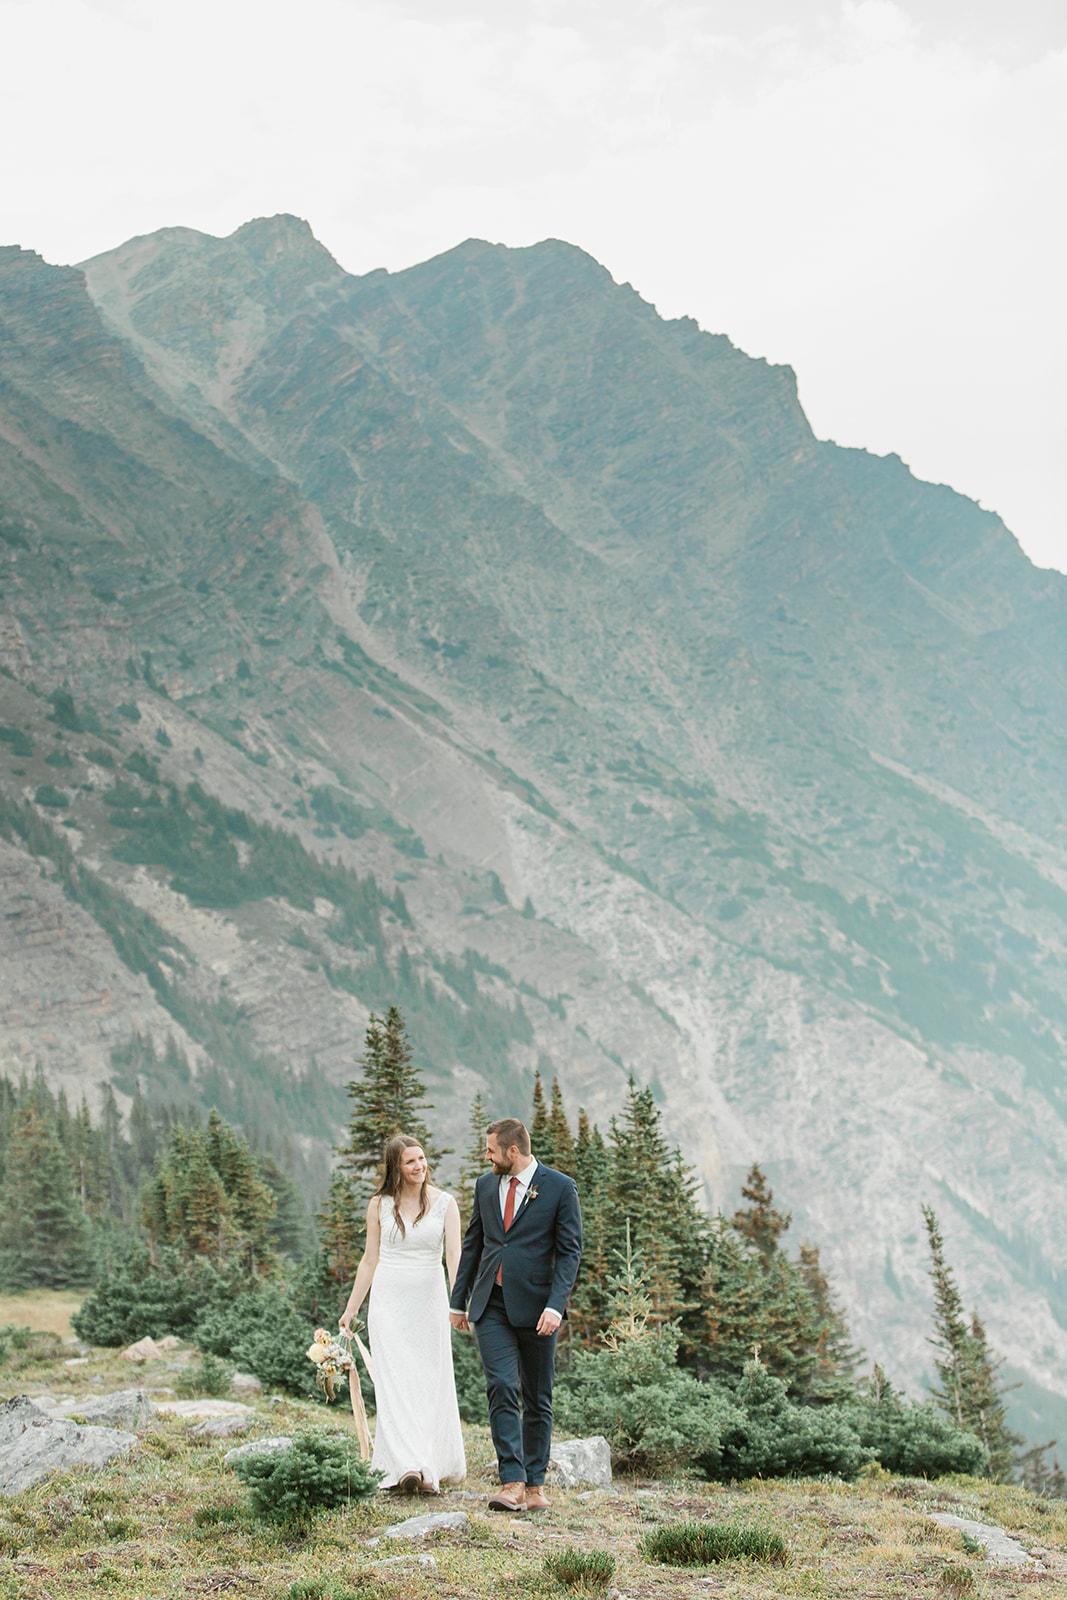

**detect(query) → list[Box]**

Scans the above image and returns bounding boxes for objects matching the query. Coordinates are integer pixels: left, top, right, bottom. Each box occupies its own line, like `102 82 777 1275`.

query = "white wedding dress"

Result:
368 1191 467 1490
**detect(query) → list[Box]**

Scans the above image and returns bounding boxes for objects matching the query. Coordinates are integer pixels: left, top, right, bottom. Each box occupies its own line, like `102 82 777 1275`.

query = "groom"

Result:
449 1116 582 1513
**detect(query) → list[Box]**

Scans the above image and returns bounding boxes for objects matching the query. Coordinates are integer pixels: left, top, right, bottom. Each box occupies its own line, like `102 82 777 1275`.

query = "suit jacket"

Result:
450 1161 582 1328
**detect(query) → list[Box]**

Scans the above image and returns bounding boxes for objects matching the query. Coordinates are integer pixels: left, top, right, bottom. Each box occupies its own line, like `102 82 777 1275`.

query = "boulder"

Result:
157 1336 181 1351
378 1510 469 1540
48 1390 152 1432
122 1336 162 1363
231 1372 263 1395
154 1400 252 1419
224 1436 294 1466
547 1436 612 1488
189 1415 252 1439
0 1397 137 1495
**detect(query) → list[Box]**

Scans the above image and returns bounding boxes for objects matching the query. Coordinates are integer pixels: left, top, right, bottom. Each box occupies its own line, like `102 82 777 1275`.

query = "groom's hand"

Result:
536 1308 562 1336
449 1310 470 1332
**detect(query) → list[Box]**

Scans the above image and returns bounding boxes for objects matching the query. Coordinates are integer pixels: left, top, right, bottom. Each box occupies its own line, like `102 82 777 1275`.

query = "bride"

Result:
339 1134 467 1493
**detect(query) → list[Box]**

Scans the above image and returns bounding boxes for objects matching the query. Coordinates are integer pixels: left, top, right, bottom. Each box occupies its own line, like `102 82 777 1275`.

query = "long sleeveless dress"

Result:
368 1191 467 1490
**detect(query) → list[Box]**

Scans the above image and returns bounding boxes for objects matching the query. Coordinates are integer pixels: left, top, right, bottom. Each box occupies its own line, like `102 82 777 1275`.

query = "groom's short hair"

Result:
488 1117 531 1156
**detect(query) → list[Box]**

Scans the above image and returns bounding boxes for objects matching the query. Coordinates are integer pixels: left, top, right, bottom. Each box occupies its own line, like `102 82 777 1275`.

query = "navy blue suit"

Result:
450 1161 582 1485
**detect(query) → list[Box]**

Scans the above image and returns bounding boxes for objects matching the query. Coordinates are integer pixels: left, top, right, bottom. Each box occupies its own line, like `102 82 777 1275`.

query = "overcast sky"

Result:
2 0 1064 572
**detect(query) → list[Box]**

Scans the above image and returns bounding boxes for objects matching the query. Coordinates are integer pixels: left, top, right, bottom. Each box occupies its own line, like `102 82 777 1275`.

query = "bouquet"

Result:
306 1327 356 1403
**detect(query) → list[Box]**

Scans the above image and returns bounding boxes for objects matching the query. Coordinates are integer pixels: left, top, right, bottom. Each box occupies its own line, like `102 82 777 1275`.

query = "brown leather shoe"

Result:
487 1481 526 1512
524 1485 549 1512
396 1471 422 1495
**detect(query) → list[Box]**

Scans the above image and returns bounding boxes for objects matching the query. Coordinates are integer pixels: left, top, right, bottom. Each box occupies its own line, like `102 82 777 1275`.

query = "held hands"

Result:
449 1310 471 1333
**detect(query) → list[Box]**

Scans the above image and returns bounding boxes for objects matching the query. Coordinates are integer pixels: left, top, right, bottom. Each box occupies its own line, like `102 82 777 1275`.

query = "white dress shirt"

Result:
498 1154 539 1219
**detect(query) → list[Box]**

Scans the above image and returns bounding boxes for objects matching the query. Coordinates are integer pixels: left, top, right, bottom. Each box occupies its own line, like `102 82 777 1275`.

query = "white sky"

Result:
2 0 1064 571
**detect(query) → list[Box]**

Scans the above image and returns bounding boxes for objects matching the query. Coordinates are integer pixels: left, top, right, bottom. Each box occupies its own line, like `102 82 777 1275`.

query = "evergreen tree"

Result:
316 1168 364 1289
457 1090 488 1228
569 1111 613 1346
0 1094 92 1288
530 1069 553 1166
605 1080 709 1353
142 1117 276 1272
731 1164 791 1263
336 1006 440 1197
548 1078 576 1177
797 1241 863 1402
922 1204 1020 1479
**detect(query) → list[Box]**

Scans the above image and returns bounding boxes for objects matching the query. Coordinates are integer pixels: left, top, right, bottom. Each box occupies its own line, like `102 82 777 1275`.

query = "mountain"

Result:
2 217 1066 1437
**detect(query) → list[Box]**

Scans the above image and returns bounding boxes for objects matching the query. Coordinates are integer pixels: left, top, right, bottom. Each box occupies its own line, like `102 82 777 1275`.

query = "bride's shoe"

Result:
396 1471 422 1494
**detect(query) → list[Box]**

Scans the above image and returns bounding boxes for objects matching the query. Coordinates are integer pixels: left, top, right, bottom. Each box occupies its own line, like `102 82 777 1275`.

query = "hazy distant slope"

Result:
2 218 1066 1433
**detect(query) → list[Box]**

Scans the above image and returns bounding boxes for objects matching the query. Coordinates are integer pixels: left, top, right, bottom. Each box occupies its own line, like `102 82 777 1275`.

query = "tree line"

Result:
8 1004 1061 1492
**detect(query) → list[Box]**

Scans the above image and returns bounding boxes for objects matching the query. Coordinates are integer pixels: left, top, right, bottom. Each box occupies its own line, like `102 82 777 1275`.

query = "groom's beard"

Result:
489 1160 513 1175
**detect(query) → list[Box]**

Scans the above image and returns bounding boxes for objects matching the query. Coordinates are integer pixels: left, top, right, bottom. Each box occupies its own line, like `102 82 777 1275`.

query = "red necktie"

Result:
496 1176 520 1285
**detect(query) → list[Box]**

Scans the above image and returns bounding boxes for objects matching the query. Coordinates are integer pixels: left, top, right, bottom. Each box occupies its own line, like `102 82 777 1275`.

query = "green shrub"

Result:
543 1546 617 1592
938 1564 977 1597
847 1391 987 1479
175 1351 231 1398
231 1431 381 1528
641 1522 788 1567
283 1580 372 1600
0 726 34 757
72 1245 241 1346
701 1358 868 1481
195 1286 319 1396
0 1324 32 1364
555 1323 738 1476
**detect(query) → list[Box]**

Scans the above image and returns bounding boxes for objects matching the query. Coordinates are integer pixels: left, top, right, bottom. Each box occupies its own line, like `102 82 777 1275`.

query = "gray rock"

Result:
548 1436 612 1487
190 1414 253 1439
224 1436 294 1465
0 1397 137 1495
122 1336 162 1363
231 1372 263 1395
379 1510 469 1540
929 1513 1041 1568
48 1389 152 1432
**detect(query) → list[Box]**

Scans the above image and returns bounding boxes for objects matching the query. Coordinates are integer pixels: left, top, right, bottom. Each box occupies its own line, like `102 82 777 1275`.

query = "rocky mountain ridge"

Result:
2 217 1067 1439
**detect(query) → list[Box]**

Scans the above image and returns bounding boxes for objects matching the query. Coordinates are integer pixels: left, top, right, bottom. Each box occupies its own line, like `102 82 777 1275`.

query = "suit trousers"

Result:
473 1284 558 1485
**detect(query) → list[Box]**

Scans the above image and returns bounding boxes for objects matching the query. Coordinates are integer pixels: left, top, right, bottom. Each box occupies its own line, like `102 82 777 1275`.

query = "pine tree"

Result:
796 1241 863 1402
316 1168 364 1289
548 1079 576 1177
569 1111 613 1345
922 1204 1020 1478
457 1091 488 1228
336 1006 440 1197
605 1080 708 1350
530 1069 553 1167
923 1204 973 1431
731 1164 791 1263
0 1094 92 1289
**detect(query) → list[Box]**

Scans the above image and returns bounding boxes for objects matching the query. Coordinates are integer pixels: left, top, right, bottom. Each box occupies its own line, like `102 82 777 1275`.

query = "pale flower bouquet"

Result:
306 1327 356 1402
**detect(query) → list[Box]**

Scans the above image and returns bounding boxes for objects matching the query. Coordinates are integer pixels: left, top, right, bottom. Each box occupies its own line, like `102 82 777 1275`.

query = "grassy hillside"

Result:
2 1330 1066 1599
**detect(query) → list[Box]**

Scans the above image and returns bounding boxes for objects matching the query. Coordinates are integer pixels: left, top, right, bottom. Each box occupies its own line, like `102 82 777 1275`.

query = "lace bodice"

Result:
377 1191 450 1268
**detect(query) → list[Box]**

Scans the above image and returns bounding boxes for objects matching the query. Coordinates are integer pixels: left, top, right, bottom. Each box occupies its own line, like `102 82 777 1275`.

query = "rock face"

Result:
2 220 1067 1435
0 1396 137 1494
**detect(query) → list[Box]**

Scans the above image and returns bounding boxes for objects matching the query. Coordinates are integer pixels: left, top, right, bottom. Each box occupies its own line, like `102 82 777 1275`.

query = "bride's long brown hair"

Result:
374 1134 430 1238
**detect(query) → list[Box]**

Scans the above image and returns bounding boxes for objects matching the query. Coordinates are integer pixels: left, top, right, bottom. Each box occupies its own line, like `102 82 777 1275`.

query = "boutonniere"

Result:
524 1187 539 1206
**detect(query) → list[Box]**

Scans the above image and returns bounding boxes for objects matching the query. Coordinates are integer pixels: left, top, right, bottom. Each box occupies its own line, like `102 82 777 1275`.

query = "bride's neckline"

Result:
388 1187 443 1225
